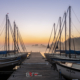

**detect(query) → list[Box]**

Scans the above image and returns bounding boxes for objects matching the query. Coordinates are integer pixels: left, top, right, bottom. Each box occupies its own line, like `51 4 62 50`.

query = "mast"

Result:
17 27 18 52
8 19 9 51
14 21 16 54
5 14 8 51
52 23 55 53
60 17 61 55
69 6 71 58
51 23 55 53
54 23 55 40
65 12 67 56
47 24 54 53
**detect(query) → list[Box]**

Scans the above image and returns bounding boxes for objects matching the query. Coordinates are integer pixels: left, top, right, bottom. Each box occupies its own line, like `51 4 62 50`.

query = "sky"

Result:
0 0 80 44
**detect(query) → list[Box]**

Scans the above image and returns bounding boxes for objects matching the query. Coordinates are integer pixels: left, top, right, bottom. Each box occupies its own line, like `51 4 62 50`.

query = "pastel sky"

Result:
0 0 80 44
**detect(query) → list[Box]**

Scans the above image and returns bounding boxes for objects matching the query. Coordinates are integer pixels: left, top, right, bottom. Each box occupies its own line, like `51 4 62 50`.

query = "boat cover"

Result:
65 50 80 54
0 51 7 54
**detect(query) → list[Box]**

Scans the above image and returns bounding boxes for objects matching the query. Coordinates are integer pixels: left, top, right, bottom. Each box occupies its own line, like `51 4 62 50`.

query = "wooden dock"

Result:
8 52 64 80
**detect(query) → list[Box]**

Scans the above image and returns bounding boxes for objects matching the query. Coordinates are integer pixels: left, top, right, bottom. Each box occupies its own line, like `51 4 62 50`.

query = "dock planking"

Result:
8 52 64 80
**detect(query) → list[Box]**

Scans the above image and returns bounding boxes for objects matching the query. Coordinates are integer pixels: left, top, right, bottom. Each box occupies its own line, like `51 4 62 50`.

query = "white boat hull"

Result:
56 62 80 79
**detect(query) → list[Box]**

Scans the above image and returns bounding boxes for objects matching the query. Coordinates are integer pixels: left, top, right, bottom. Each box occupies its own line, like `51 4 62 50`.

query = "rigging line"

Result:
53 13 65 42
52 19 65 53
9 20 15 42
18 32 24 45
50 11 68 53
18 36 25 51
18 31 26 51
51 16 65 53
0 45 4 49
7 15 14 41
53 17 61 38
18 34 24 49
9 20 18 51
48 18 60 53
45 25 54 53
18 29 27 51
0 16 6 30
0 24 5 36
18 44 21 52
56 21 65 46
51 10 69 53
17 43 21 52
66 6 69 16
18 31 25 48
9 22 24 52
72 21 80 35
72 7 80 24
71 35 76 54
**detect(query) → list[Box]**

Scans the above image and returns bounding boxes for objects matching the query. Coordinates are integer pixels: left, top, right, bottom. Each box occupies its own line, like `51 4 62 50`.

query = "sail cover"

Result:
65 50 80 54
0 51 7 54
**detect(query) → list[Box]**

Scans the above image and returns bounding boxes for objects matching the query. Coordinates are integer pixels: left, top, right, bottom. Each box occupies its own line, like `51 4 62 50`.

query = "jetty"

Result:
8 52 65 80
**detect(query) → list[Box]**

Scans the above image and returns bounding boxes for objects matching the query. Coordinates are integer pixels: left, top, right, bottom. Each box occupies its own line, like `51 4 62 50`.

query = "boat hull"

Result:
0 53 27 68
56 62 80 79
51 57 80 63
44 53 55 64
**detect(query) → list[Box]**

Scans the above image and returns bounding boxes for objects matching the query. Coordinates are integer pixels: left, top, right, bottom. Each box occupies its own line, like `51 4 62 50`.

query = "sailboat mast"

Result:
69 6 71 58
5 14 8 51
60 17 61 55
53 23 55 53
17 27 18 52
14 21 16 54
8 19 9 51
65 12 67 56
54 23 55 39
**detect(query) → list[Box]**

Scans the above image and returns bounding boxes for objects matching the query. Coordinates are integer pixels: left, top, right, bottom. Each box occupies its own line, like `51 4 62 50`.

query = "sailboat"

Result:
0 14 27 68
56 61 80 79
45 6 80 79
45 6 80 63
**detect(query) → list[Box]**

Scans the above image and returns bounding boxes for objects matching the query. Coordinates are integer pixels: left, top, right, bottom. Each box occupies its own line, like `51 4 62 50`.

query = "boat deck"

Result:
8 52 65 80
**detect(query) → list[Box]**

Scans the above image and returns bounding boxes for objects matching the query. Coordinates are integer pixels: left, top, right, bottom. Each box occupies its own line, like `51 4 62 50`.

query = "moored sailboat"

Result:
56 61 80 79
45 6 80 79
0 14 27 69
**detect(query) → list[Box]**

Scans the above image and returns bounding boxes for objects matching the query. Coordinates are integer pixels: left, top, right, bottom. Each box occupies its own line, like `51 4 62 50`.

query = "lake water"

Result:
26 45 47 57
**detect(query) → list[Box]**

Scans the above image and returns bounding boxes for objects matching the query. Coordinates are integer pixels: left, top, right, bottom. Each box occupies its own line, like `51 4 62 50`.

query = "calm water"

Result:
26 45 47 57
